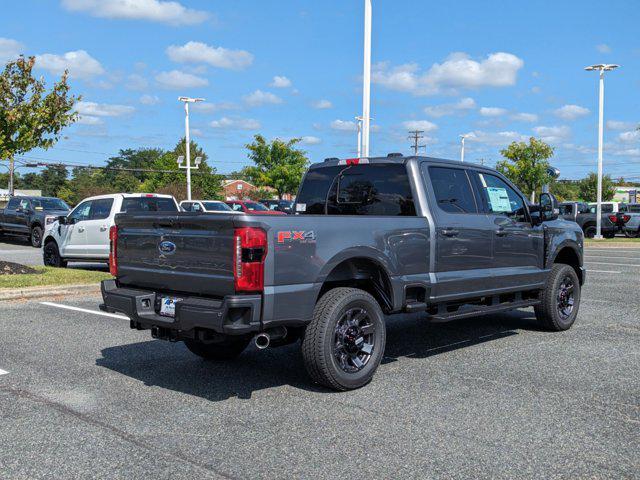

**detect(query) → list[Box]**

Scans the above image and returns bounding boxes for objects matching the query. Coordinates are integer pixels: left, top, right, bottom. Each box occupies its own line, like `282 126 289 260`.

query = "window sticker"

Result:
296 203 307 212
486 187 511 212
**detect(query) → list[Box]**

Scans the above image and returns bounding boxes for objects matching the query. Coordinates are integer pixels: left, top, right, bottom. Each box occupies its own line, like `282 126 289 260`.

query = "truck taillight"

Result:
233 227 267 292
608 214 618 223
622 214 631 223
109 225 118 276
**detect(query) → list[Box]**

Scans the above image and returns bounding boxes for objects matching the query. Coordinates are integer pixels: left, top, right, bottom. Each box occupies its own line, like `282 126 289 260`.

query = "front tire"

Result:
31 226 43 248
302 287 386 391
43 241 67 268
184 336 251 360
535 264 581 331
584 226 596 238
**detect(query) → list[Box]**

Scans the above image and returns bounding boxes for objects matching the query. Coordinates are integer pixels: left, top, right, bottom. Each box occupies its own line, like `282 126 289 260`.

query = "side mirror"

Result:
540 192 559 222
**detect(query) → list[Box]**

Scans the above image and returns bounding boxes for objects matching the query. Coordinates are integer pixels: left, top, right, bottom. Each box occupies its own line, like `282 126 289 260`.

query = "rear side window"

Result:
297 164 415 216
6 198 20 209
559 204 574 216
121 197 178 213
427 167 477 214
629 205 640 213
89 198 114 220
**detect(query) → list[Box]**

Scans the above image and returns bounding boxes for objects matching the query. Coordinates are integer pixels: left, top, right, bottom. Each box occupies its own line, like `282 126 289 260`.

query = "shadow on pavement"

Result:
96 309 540 401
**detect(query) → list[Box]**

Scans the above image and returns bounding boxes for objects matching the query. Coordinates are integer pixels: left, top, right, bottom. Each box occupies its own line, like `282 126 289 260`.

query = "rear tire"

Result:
535 264 581 331
43 241 67 268
625 228 639 238
184 336 251 361
31 226 43 248
302 287 386 391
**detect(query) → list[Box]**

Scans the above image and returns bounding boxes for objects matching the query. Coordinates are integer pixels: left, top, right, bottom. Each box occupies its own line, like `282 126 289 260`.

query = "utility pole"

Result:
408 130 425 155
361 0 372 157
8 158 15 195
584 64 619 239
178 96 204 200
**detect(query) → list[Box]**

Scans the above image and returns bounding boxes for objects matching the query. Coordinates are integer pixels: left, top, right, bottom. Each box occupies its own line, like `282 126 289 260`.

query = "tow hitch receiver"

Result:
150 325 179 342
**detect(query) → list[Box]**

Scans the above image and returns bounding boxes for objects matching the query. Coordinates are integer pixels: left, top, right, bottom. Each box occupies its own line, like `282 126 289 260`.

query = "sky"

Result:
1 0 639 180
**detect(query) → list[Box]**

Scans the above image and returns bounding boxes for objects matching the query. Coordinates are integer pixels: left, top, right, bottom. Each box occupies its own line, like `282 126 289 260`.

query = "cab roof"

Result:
310 155 490 171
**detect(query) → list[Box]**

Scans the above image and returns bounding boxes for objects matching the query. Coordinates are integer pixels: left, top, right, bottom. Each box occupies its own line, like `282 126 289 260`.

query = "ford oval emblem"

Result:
158 240 177 255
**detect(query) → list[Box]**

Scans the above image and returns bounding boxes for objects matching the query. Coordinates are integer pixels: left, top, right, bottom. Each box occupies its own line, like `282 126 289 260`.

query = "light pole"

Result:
459 135 469 162
178 96 204 200
361 0 372 158
584 64 619 239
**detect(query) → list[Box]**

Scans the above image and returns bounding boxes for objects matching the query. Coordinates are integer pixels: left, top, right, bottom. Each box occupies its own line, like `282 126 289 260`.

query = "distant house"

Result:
221 179 293 201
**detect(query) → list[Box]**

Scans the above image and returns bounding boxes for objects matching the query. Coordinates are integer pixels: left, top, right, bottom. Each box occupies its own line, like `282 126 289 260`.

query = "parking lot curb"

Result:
0 283 101 301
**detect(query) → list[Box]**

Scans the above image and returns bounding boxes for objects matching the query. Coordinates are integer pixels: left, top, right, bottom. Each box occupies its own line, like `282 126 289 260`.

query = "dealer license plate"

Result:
159 296 182 317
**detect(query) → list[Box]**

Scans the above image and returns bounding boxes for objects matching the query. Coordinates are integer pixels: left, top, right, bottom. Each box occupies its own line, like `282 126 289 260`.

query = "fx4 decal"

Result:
277 230 317 244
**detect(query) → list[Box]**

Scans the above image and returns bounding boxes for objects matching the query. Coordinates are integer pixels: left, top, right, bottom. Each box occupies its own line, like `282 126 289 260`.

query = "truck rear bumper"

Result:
100 279 262 338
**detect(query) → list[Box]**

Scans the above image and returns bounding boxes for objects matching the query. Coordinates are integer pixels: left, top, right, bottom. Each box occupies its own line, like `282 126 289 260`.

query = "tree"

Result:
244 135 309 199
103 148 164 185
496 137 554 201
577 173 616 202
39 164 68 197
550 180 580 202
141 138 223 201
0 56 79 193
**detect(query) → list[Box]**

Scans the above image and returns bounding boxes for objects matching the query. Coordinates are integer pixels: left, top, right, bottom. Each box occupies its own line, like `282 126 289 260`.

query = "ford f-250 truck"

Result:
101 155 585 391
0 196 70 247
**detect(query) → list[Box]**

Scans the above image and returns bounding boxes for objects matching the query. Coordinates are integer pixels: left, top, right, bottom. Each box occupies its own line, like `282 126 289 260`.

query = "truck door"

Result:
421 164 495 300
15 199 32 233
470 171 545 289
2 198 22 232
84 198 114 257
60 200 91 257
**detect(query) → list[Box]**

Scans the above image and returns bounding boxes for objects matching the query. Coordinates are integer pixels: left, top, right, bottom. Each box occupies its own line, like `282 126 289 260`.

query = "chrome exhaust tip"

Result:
254 333 270 349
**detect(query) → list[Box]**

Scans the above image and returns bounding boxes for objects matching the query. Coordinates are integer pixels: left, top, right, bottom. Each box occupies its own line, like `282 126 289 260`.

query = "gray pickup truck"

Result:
559 201 621 238
0 196 70 247
101 155 585 390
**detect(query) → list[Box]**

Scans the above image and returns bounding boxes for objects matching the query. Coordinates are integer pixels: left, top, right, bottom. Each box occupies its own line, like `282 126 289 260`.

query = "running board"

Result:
429 299 541 322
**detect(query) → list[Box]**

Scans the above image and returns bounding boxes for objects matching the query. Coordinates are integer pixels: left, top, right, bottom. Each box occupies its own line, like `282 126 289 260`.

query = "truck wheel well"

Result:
44 237 57 247
318 258 393 313
553 247 582 284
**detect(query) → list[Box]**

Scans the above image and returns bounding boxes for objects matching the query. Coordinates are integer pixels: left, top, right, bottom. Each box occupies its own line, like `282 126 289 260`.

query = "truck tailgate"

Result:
115 213 236 297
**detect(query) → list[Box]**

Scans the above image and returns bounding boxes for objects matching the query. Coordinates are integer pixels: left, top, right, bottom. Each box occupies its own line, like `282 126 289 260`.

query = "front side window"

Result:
89 198 114 220
559 204 574 216
245 202 268 211
69 201 92 223
427 166 477 214
228 203 243 211
203 202 231 212
476 173 527 222
19 199 31 210
32 198 69 211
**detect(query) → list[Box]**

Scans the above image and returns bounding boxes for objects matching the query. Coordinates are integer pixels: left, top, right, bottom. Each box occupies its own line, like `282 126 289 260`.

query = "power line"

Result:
408 130 426 155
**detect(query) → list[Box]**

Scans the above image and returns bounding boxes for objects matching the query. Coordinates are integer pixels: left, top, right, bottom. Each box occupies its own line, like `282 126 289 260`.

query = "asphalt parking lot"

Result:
0 246 639 479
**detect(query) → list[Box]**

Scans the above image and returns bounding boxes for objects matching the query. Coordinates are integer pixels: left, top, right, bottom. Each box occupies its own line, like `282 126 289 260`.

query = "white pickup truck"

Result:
42 193 178 268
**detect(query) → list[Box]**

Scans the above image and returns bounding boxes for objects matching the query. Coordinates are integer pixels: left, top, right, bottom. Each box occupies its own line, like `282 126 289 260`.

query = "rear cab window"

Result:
120 197 178 213
296 164 416 216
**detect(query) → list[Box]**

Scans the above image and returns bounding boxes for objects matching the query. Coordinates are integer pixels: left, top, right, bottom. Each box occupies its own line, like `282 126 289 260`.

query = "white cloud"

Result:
242 90 282 107
619 130 640 143
61 0 209 26
139 94 160 105
531 86 541 94
401 120 438 132
312 99 333 109
373 52 524 96
76 115 104 125
424 97 475 117
554 104 590 120
192 101 239 113
607 120 636 131
0 37 24 62
166 41 253 70
270 76 292 88
210 117 261 130
464 130 528 146
330 120 357 131
126 73 148 91
511 112 538 122
596 44 611 53
76 101 135 117
300 136 321 145
479 107 507 117
155 70 208 89
533 125 571 143
36 50 105 79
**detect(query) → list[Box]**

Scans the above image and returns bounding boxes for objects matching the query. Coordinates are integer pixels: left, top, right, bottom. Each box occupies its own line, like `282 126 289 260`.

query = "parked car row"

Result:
180 199 294 215
559 200 640 238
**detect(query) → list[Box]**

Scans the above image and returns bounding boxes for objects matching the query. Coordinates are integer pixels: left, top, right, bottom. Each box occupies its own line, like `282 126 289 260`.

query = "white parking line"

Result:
588 269 622 274
585 254 640 259
585 261 640 267
40 302 129 320
0 249 34 254
0 369 9 376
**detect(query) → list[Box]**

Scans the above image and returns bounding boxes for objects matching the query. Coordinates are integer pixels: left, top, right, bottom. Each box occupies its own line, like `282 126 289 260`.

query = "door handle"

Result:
441 228 460 237
100 225 108 231
495 228 508 237
78 226 85 233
